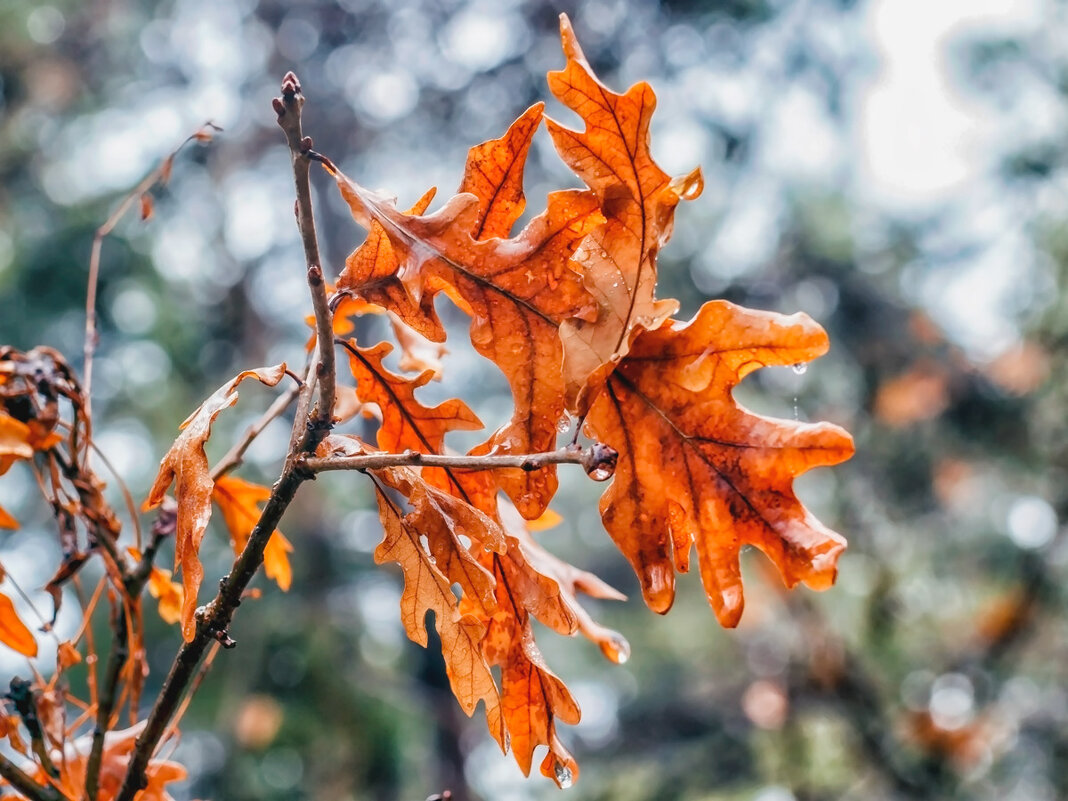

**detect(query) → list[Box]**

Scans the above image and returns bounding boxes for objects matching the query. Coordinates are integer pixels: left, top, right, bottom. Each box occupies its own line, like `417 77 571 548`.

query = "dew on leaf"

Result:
554 762 573 789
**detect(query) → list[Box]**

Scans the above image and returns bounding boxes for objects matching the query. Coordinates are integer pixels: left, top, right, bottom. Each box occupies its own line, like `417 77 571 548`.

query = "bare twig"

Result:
82 122 220 440
304 442 619 480
84 602 128 801
210 380 303 481
274 71 336 439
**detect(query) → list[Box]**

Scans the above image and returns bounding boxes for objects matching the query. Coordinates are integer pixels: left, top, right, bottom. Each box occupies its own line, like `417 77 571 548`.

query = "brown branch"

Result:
274 71 336 441
114 74 334 801
304 442 619 480
84 603 128 801
114 456 307 801
0 752 62 801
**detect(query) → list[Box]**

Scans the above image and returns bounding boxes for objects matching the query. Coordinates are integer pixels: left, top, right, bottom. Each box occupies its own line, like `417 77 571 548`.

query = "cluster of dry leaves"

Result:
0 14 852 799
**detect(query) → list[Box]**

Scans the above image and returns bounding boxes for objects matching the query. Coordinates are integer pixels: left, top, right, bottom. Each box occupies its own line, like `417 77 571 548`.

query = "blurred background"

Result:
1 0 1067 799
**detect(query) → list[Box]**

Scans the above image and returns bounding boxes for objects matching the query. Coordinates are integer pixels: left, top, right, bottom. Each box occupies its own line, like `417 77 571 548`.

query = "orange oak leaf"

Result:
329 130 603 516
374 464 504 617
212 475 294 592
337 187 446 342
373 486 505 747
547 14 703 413
481 561 580 787
449 105 604 517
143 364 288 641
345 340 483 457
0 506 16 531
585 301 855 625
0 591 36 657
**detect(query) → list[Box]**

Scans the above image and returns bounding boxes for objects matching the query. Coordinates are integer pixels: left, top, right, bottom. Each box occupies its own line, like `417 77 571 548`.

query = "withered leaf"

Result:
374 487 505 747
586 301 855 624
375 464 503 617
330 129 603 516
482 570 580 785
345 340 482 457
547 14 703 413
143 364 288 641
212 475 294 592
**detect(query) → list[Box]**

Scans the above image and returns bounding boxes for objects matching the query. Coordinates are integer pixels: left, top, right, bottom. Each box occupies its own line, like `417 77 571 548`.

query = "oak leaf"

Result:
547 14 703 413
482 561 580 786
336 187 446 342
212 475 294 591
345 340 482 456
373 485 506 747
585 301 855 624
143 364 288 641
330 149 603 516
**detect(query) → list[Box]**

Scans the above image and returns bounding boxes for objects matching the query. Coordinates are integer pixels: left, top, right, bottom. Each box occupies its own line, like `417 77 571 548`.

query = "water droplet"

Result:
554 762 573 789
791 362 808 375
588 465 613 481
557 414 573 434
793 398 799 421
602 633 631 664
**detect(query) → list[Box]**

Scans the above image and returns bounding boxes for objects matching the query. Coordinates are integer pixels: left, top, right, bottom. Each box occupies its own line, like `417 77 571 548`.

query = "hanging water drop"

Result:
553 762 574 789
588 464 614 481
557 414 573 434
602 633 631 664
792 362 808 375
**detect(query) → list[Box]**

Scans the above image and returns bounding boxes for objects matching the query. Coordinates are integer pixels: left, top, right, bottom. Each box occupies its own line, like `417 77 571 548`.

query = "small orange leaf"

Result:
140 193 154 221
527 508 562 532
0 505 17 530
57 641 82 670
212 475 293 592
148 567 184 626
0 591 37 657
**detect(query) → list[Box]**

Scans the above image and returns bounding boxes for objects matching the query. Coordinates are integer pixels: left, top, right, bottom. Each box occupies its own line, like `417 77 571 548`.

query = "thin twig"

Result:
274 71 336 439
304 442 619 479
82 122 220 441
211 379 302 481
84 601 128 801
